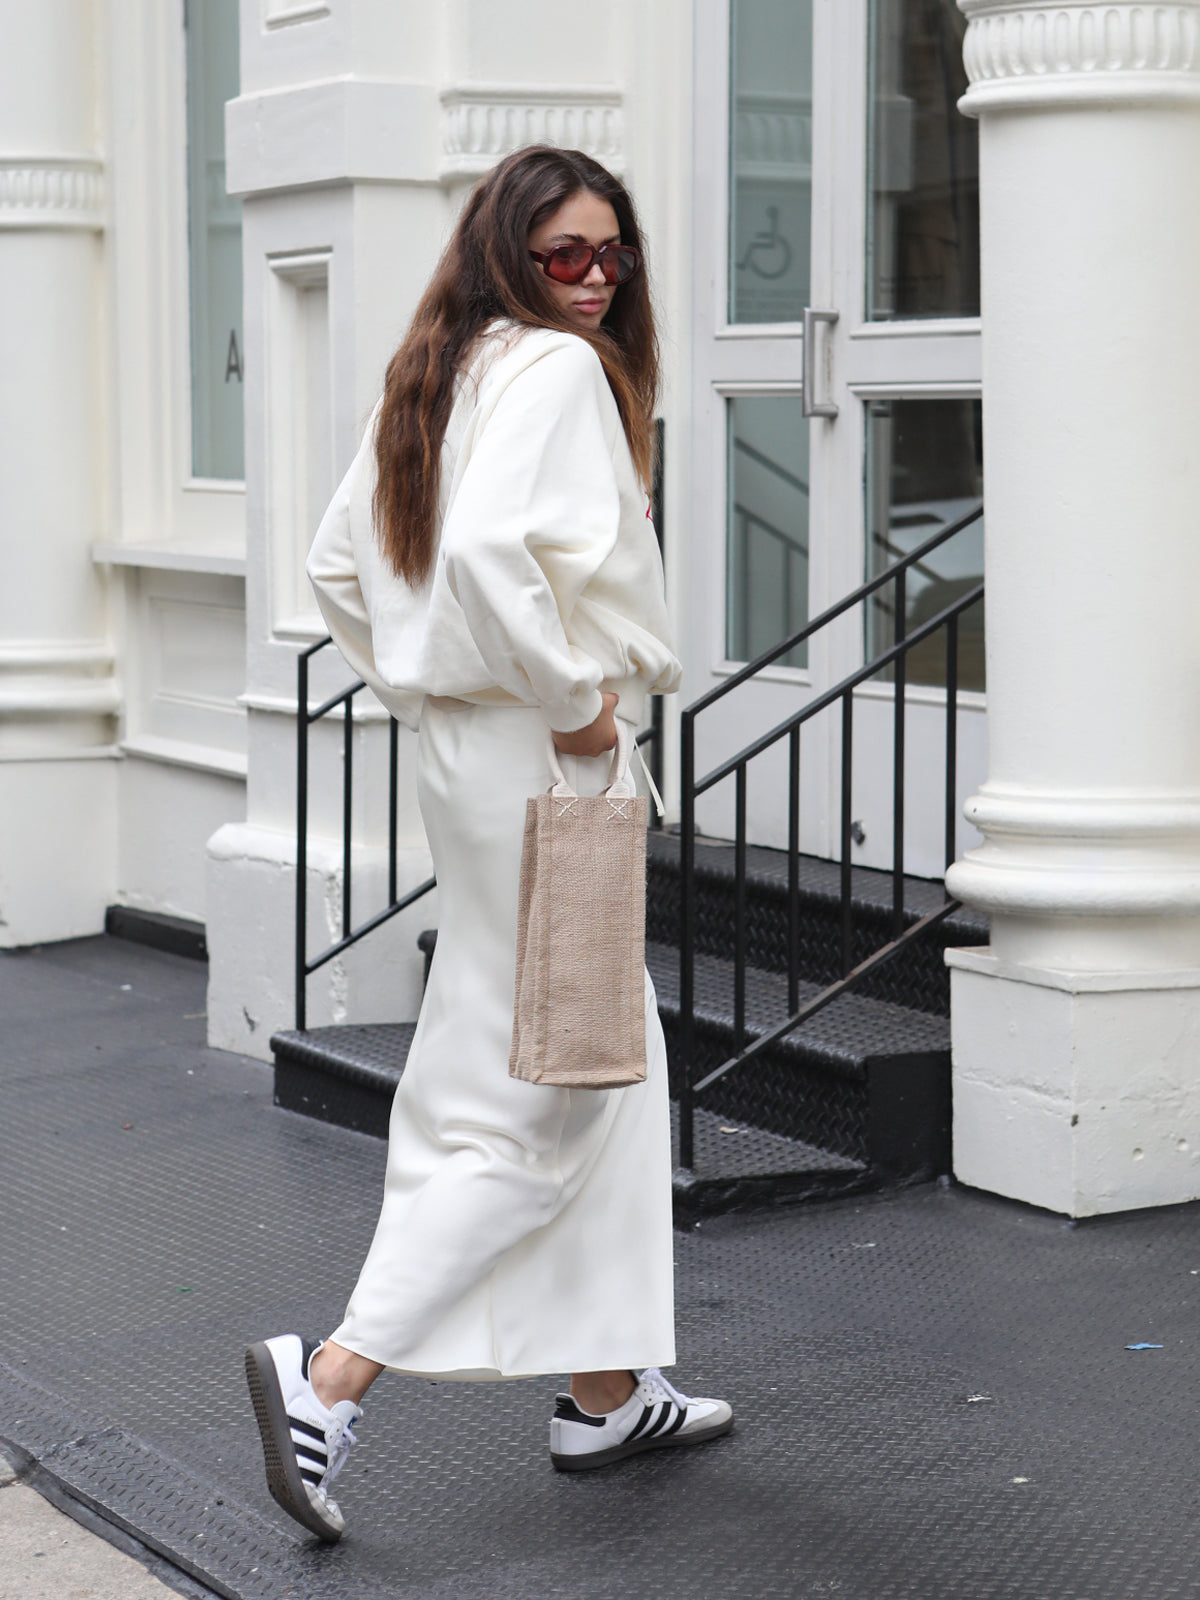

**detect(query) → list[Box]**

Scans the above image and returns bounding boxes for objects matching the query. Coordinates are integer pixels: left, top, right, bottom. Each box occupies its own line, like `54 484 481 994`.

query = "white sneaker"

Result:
550 1367 733 1471
244 1334 361 1541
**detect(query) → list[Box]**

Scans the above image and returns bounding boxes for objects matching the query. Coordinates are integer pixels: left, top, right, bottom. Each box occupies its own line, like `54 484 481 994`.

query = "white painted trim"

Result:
0 156 105 230
93 542 247 577
855 679 987 712
0 640 113 670
272 612 328 641
848 380 983 399
713 321 804 341
713 379 806 397
0 746 122 766
225 79 441 195
946 946 1200 994
849 318 981 341
263 1 331 28
120 732 248 779
710 658 813 689
238 690 391 722
0 678 121 716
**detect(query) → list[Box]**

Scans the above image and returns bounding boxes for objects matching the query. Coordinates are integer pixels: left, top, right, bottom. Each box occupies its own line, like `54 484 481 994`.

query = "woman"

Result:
244 145 733 1544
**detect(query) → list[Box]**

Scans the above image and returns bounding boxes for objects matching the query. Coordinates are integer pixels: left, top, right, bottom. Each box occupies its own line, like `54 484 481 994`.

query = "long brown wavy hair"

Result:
373 145 660 587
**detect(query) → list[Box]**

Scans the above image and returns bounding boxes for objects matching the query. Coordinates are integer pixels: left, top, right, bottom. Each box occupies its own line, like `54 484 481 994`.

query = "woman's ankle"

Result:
569 1369 637 1415
309 1340 383 1409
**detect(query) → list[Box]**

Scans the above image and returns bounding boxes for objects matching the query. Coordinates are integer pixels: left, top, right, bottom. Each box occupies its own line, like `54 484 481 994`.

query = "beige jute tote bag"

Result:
509 719 648 1089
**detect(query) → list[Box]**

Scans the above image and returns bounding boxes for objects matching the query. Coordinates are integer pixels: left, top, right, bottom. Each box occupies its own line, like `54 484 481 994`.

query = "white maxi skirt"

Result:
330 699 676 1380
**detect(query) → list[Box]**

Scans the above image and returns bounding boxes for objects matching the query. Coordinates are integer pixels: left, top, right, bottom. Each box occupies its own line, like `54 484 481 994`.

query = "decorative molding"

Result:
439 85 624 181
946 784 1200 918
0 157 105 230
0 640 113 672
732 91 812 184
959 3 1200 113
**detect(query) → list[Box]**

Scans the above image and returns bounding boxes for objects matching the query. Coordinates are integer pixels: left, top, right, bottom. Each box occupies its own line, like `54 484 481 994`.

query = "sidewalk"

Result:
1 934 1197 1600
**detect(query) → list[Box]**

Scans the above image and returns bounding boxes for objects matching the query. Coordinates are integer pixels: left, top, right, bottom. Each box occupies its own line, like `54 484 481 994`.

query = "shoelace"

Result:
636 1367 690 1408
321 1404 360 1490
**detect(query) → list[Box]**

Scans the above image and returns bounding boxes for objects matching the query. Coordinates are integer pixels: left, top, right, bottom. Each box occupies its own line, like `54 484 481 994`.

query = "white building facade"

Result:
5 0 1200 1219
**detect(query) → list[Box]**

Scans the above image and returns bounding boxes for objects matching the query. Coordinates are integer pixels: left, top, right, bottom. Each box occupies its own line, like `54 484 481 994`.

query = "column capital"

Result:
958 1 1200 115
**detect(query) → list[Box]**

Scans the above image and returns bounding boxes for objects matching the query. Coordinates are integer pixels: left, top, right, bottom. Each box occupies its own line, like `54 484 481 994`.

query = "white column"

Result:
947 1 1200 1214
0 0 118 944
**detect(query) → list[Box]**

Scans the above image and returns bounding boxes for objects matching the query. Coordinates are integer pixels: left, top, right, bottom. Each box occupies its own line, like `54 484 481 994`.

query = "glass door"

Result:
687 0 985 876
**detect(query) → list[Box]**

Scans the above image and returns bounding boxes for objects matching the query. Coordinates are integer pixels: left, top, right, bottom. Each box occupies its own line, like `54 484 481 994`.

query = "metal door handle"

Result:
802 307 839 418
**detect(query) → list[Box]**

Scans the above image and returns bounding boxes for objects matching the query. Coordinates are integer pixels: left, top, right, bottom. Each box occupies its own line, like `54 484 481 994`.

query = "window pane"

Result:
865 399 984 690
728 0 812 325
866 0 979 320
185 0 244 480
727 397 809 669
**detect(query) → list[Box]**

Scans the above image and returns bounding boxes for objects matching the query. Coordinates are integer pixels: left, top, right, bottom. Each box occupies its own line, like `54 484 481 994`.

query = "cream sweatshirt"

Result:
305 320 681 733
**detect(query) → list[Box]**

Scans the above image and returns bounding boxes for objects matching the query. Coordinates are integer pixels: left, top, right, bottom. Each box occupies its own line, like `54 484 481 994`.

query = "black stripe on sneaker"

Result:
298 1464 324 1485
289 1416 327 1444
642 1402 676 1439
661 1404 689 1438
625 1404 657 1442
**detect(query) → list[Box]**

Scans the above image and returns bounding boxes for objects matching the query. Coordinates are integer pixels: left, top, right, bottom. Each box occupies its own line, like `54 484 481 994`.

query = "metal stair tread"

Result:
646 939 950 1070
270 1022 414 1091
647 828 988 939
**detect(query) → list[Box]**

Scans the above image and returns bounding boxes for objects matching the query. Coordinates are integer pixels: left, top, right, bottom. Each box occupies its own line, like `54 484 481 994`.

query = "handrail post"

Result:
295 651 309 1032
945 613 960 879
788 725 800 1015
342 697 353 939
679 709 696 1172
734 764 747 1053
892 567 907 938
840 691 854 978
388 715 399 906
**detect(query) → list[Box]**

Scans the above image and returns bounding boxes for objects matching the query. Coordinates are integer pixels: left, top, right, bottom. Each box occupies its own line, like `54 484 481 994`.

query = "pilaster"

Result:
0 1 119 943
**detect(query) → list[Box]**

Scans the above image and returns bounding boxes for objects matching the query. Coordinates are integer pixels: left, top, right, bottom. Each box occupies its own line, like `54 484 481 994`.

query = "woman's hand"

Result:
552 693 619 759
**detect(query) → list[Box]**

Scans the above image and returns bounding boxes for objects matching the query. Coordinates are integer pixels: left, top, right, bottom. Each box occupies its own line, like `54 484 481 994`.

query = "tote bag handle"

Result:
546 717 635 800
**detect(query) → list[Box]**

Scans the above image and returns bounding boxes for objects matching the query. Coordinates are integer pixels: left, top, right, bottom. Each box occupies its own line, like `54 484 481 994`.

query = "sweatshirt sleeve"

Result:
439 339 620 733
305 424 421 729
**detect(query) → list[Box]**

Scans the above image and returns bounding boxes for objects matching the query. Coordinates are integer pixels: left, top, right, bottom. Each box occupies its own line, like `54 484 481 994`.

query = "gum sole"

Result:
551 1413 734 1472
244 1342 343 1542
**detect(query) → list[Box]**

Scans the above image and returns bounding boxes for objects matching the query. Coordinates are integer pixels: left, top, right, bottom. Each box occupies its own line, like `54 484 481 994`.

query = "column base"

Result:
0 755 117 946
949 948 1200 1216
205 821 436 1063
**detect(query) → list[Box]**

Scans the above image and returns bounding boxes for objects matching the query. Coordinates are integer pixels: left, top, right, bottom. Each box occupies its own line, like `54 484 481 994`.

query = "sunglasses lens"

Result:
605 247 639 285
546 245 593 283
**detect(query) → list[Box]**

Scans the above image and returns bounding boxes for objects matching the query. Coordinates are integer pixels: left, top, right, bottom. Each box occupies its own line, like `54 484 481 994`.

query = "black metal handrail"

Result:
294 638 436 1031
677 502 984 1169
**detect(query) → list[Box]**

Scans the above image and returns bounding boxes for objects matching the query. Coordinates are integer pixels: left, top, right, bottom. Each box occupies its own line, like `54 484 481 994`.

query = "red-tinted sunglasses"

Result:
528 242 642 286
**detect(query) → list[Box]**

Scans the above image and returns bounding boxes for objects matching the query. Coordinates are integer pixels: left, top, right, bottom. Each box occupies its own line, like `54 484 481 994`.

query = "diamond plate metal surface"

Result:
646 830 989 1017
3 937 1199 1600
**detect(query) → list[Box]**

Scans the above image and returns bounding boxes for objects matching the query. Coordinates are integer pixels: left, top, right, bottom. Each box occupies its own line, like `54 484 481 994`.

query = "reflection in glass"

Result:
728 0 812 325
867 0 979 319
186 0 244 480
865 399 984 690
727 397 809 669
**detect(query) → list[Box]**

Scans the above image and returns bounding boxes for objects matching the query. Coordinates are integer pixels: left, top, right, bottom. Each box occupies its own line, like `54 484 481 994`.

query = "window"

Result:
184 0 244 481
866 0 980 320
726 396 810 668
865 397 984 690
